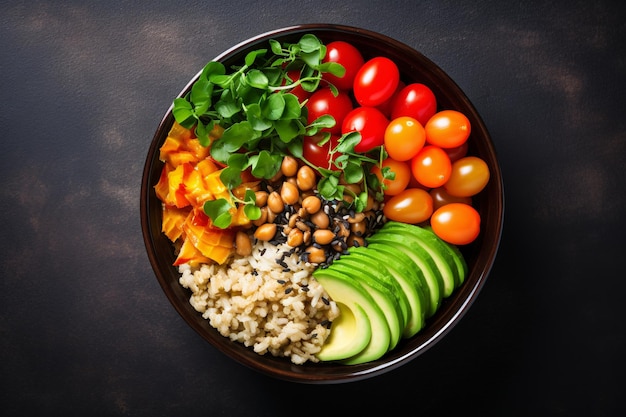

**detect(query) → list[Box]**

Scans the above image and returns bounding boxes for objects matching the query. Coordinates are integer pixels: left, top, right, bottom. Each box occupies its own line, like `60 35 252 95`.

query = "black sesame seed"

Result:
285 287 293 294
277 279 286 285
321 297 330 305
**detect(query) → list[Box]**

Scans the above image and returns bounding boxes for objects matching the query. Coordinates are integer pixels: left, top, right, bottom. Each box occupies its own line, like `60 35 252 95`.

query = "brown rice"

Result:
178 239 339 364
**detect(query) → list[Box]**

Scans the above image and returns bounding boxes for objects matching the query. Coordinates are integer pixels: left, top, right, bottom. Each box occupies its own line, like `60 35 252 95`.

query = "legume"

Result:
241 156 385 268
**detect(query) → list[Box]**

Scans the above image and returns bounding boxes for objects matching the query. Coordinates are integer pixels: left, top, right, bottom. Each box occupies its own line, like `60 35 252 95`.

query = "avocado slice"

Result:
313 268 391 364
367 232 444 318
424 225 468 286
317 304 371 362
379 222 463 296
328 259 404 351
362 243 429 338
343 246 412 334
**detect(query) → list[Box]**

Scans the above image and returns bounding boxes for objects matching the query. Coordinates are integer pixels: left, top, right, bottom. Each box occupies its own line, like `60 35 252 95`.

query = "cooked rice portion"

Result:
178 240 340 364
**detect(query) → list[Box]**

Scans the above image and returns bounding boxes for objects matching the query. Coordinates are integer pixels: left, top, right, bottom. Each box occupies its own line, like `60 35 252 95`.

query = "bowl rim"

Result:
140 23 504 384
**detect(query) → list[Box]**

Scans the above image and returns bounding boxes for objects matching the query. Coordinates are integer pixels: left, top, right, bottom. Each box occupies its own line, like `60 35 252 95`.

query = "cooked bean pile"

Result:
234 155 385 268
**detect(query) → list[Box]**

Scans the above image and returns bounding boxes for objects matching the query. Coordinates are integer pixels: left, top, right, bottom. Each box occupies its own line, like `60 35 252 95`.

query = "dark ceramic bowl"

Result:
140 24 504 383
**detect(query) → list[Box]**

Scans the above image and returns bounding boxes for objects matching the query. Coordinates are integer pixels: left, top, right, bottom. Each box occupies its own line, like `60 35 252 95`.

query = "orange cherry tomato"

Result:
411 145 452 188
430 203 481 245
429 187 472 211
372 158 412 196
383 116 425 161
383 188 433 224
425 110 471 148
444 156 490 197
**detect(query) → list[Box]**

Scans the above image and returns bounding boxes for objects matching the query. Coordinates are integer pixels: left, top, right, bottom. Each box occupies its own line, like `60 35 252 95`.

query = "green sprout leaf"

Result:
245 69 269 89
203 199 233 229
170 33 388 221
172 98 196 128
220 165 244 189
243 189 261 221
249 150 282 179
263 93 285 120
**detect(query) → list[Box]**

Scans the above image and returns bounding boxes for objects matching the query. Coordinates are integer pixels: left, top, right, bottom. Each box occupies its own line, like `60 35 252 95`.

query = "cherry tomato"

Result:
371 158 412 196
444 156 490 197
384 116 426 161
353 57 400 107
429 187 472 211
383 188 433 224
376 80 405 118
285 69 311 102
305 88 353 135
302 133 340 170
443 141 469 163
390 83 437 126
411 145 452 188
425 110 471 148
430 203 481 245
322 41 365 91
342 106 389 153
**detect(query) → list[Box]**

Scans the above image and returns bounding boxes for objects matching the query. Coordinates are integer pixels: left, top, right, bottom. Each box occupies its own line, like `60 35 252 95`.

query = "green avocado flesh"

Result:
358 243 428 338
424 225 469 286
313 268 390 364
314 221 468 364
339 248 411 330
366 233 444 318
316 300 371 362
328 258 405 351
377 222 461 297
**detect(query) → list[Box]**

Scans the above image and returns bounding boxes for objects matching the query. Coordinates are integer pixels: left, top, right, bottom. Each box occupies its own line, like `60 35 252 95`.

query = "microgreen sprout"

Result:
172 34 387 228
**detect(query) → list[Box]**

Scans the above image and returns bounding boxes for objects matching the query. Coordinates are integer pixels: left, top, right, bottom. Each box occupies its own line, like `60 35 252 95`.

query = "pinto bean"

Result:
267 191 284 214
281 156 299 177
254 223 277 241
235 231 252 256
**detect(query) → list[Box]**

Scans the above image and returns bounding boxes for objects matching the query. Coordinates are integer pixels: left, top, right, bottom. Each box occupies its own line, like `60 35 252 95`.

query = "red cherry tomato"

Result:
383 188 433 224
430 203 481 245
384 116 426 161
322 41 365 91
429 187 472 211
353 57 400 107
371 158 412 196
444 156 490 197
376 80 405 118
342 106 389 153
390 83 437 127
425 110 471 148
302 134 340 170
305 88 353 135
411 145 452 188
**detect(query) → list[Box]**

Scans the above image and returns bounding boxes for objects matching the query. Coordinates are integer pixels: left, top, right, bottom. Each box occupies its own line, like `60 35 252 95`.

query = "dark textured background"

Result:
1 1 625 415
